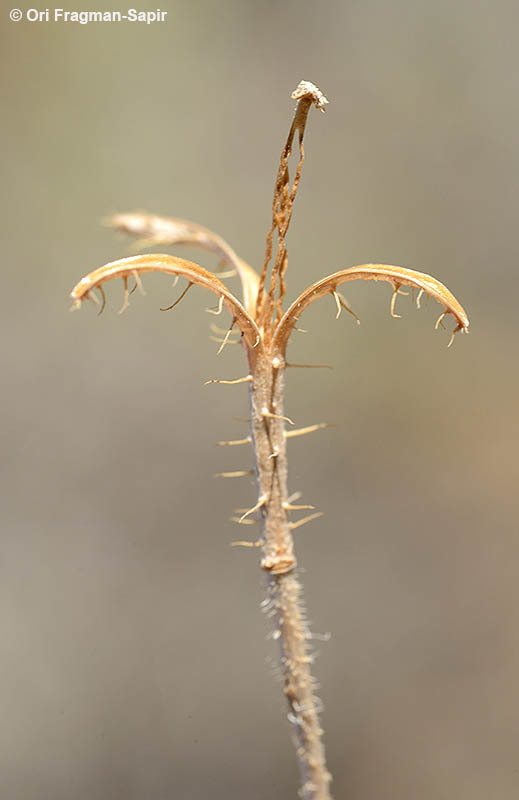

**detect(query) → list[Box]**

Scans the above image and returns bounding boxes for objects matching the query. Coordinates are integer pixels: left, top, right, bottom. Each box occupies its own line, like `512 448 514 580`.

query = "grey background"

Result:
2 0 518 798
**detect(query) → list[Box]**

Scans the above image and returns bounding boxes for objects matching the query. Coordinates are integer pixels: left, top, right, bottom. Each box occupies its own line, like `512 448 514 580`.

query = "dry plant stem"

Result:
248 349 332 800
70 80 469 800
256 85 327 332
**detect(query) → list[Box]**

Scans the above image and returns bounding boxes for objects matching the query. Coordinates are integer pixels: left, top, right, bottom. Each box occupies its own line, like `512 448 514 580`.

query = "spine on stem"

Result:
248 349 333 800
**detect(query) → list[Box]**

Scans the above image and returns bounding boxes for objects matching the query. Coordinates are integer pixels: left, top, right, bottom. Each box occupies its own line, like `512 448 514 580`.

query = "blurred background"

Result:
2 0 518 797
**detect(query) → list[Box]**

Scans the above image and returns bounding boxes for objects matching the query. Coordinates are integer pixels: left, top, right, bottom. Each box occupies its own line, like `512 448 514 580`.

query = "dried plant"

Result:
70 81 469 800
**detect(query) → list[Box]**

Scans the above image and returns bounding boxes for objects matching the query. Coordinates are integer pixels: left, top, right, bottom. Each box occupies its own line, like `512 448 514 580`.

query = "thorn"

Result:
290 512 324 530
209 336 240 345
70 299 82 312
331 288 360 324
285 422 331 439
283 503 315 511
132 269 146 296
217 436 250 447
332 290 342 319
206 295 224 316
286 362 333 369
294 327 309 333
390 284 402 319
447 323 462 349
268 448 279 459
416 288 425 309
435 309 449 330
160 281 193 311
337 291 361 325
171 274 179 288
96 285 106 316
209 322 240 336
118 276 130 314
214 470 254 478
239 494 268 522
217 317 237 354
204 375 252 386
306 631 332 642
86 290 100 308
230 517 258 526
287 491 302 504
262 408 295 425
230 539 263 547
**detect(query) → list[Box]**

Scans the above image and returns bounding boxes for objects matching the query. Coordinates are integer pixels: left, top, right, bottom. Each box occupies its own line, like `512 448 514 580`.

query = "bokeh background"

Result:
2 1 518 797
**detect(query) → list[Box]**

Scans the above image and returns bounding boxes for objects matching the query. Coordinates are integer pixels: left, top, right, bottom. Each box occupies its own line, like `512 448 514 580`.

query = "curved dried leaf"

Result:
109 212 261 317
273 264 470 353
70 253 260 349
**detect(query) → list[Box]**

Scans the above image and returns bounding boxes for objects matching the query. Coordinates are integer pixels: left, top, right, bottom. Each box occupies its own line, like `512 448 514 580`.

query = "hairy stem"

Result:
248 348 333 800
